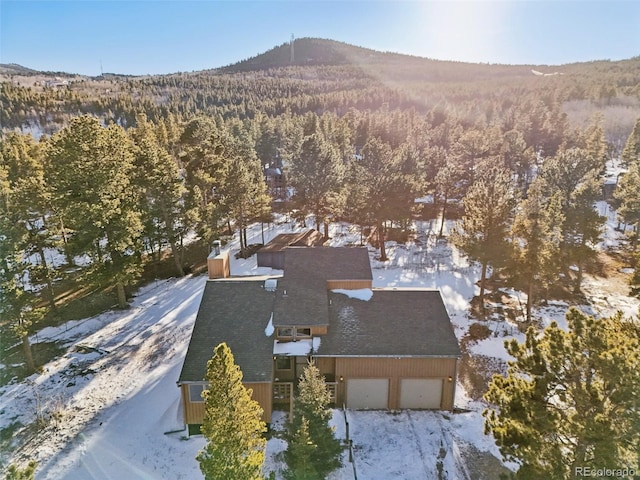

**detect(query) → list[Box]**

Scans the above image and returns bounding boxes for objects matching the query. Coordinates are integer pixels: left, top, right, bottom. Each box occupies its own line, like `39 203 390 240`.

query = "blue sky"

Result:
1 1 638 76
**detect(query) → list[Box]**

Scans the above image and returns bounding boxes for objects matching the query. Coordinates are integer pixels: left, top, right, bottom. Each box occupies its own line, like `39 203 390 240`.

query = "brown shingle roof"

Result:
178 280 275 383
316 289 461 357
273 247 372 327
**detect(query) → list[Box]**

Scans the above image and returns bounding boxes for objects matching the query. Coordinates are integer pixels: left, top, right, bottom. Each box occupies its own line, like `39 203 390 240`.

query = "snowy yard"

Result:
0 213 637 479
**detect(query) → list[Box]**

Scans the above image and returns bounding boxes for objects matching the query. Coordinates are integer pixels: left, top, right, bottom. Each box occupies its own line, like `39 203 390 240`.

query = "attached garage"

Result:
400 378 443 409
347 379 389 409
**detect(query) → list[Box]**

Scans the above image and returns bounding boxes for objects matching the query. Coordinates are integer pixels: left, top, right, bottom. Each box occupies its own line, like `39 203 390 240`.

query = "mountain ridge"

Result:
2 37 637 78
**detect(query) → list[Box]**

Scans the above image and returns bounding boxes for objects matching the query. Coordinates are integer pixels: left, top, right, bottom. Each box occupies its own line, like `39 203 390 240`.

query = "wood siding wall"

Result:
207 251 230 279
326 357 457 411
312 325 328 335
326 279 372 290
181 382 272 426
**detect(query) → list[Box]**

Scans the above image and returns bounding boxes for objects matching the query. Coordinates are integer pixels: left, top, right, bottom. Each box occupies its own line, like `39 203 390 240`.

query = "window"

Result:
277 327 294 338
296 328 311 338
275 356 293 370
189 384 206 403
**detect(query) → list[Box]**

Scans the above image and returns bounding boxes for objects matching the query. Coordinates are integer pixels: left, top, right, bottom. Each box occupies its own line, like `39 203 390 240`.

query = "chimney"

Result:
207 242 230 279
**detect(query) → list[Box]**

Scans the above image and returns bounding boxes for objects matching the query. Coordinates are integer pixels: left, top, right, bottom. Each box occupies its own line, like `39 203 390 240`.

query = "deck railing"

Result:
273 382 293 404
326 381 338 404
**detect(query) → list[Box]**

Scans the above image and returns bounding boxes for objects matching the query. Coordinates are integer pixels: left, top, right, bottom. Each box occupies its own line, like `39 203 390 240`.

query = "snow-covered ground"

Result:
0 211 637 479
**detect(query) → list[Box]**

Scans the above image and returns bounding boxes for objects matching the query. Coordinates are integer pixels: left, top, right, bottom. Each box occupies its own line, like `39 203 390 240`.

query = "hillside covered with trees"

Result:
1 37 640 478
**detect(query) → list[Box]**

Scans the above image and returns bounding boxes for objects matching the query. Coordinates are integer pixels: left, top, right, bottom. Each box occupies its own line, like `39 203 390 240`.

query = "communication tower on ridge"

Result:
290 34 295 64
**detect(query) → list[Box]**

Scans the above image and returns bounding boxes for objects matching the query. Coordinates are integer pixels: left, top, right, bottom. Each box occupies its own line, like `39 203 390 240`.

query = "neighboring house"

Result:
263 161 286 199
178 246 461 434
256 229 325 269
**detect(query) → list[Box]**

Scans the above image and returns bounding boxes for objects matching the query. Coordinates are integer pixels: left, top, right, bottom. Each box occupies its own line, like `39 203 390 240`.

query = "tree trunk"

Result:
377 221 387 261
439 193 448 238
168 236 185 277
60 218 74 266
37 247 57 312
261 222 265 245
243 228 248 250
324 221 329 239
574 263 583 294
526 278 534 323
22 334 36 373
116 281 127 309
479 261 488 313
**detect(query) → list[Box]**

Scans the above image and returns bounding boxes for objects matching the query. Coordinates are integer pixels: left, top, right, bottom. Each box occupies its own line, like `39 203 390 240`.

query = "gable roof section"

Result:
273 247 372 327
316 289 461 357
258 229 324 253
178 280 275 384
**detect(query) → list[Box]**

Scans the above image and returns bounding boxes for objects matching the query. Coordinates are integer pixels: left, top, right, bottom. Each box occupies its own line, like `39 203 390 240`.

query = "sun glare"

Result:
416 1 512 64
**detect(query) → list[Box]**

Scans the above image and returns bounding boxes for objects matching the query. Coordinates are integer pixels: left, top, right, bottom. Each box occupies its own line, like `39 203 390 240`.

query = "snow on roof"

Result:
331 288 373 301
273 339 313 356
264 313 274 337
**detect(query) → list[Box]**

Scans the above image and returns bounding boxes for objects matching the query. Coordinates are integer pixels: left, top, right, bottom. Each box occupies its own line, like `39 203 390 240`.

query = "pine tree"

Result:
434 155 463 238
131 114 189 276
197 343 266 480
288 131 344 237
286 363 341 478
564 170 605 292
4 460 37 480
45 116 143 308
453 166 516 311
217 137 272 253
484 308 640 479
621 116 640 166
360 137 417 261
0 133 58 311
0 135 53 372
540 148 604 288
179 117 230 250
283 417 320 480
510 179 563 323
614 162 640 248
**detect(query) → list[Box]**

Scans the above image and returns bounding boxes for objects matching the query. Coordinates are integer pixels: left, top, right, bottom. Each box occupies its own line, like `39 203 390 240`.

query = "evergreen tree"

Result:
541 148 605 282
45 115 143 308
510 179 563 323
0 135 53 372
4 460 37 480
434 155 463 238
130 115 190 276
217 137 272 253
484 308 640 479
179 117 230 249
286 363 341 478
453 166 516 311
288 131 344 237
564 170 605 292
0 133 58 311
197 343 266 480
614 162 640 249
283 417 320 480
360 137 417 261
621 116 640 166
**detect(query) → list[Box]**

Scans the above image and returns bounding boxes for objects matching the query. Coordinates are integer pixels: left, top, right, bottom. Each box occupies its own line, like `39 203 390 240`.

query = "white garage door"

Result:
400 379 442 409
347 379 389 409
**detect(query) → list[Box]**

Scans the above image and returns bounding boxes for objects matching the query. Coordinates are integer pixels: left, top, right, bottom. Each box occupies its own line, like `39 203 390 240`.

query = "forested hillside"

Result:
1 37 640 478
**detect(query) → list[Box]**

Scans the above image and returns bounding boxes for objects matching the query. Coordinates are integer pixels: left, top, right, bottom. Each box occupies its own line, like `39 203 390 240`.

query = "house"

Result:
177 246 460 434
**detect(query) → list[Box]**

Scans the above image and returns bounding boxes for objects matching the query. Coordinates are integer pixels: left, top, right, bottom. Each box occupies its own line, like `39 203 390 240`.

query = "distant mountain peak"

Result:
219 37 407 73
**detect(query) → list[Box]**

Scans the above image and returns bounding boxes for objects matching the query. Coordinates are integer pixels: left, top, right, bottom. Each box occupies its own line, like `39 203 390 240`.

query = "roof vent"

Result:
265 279 277 292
